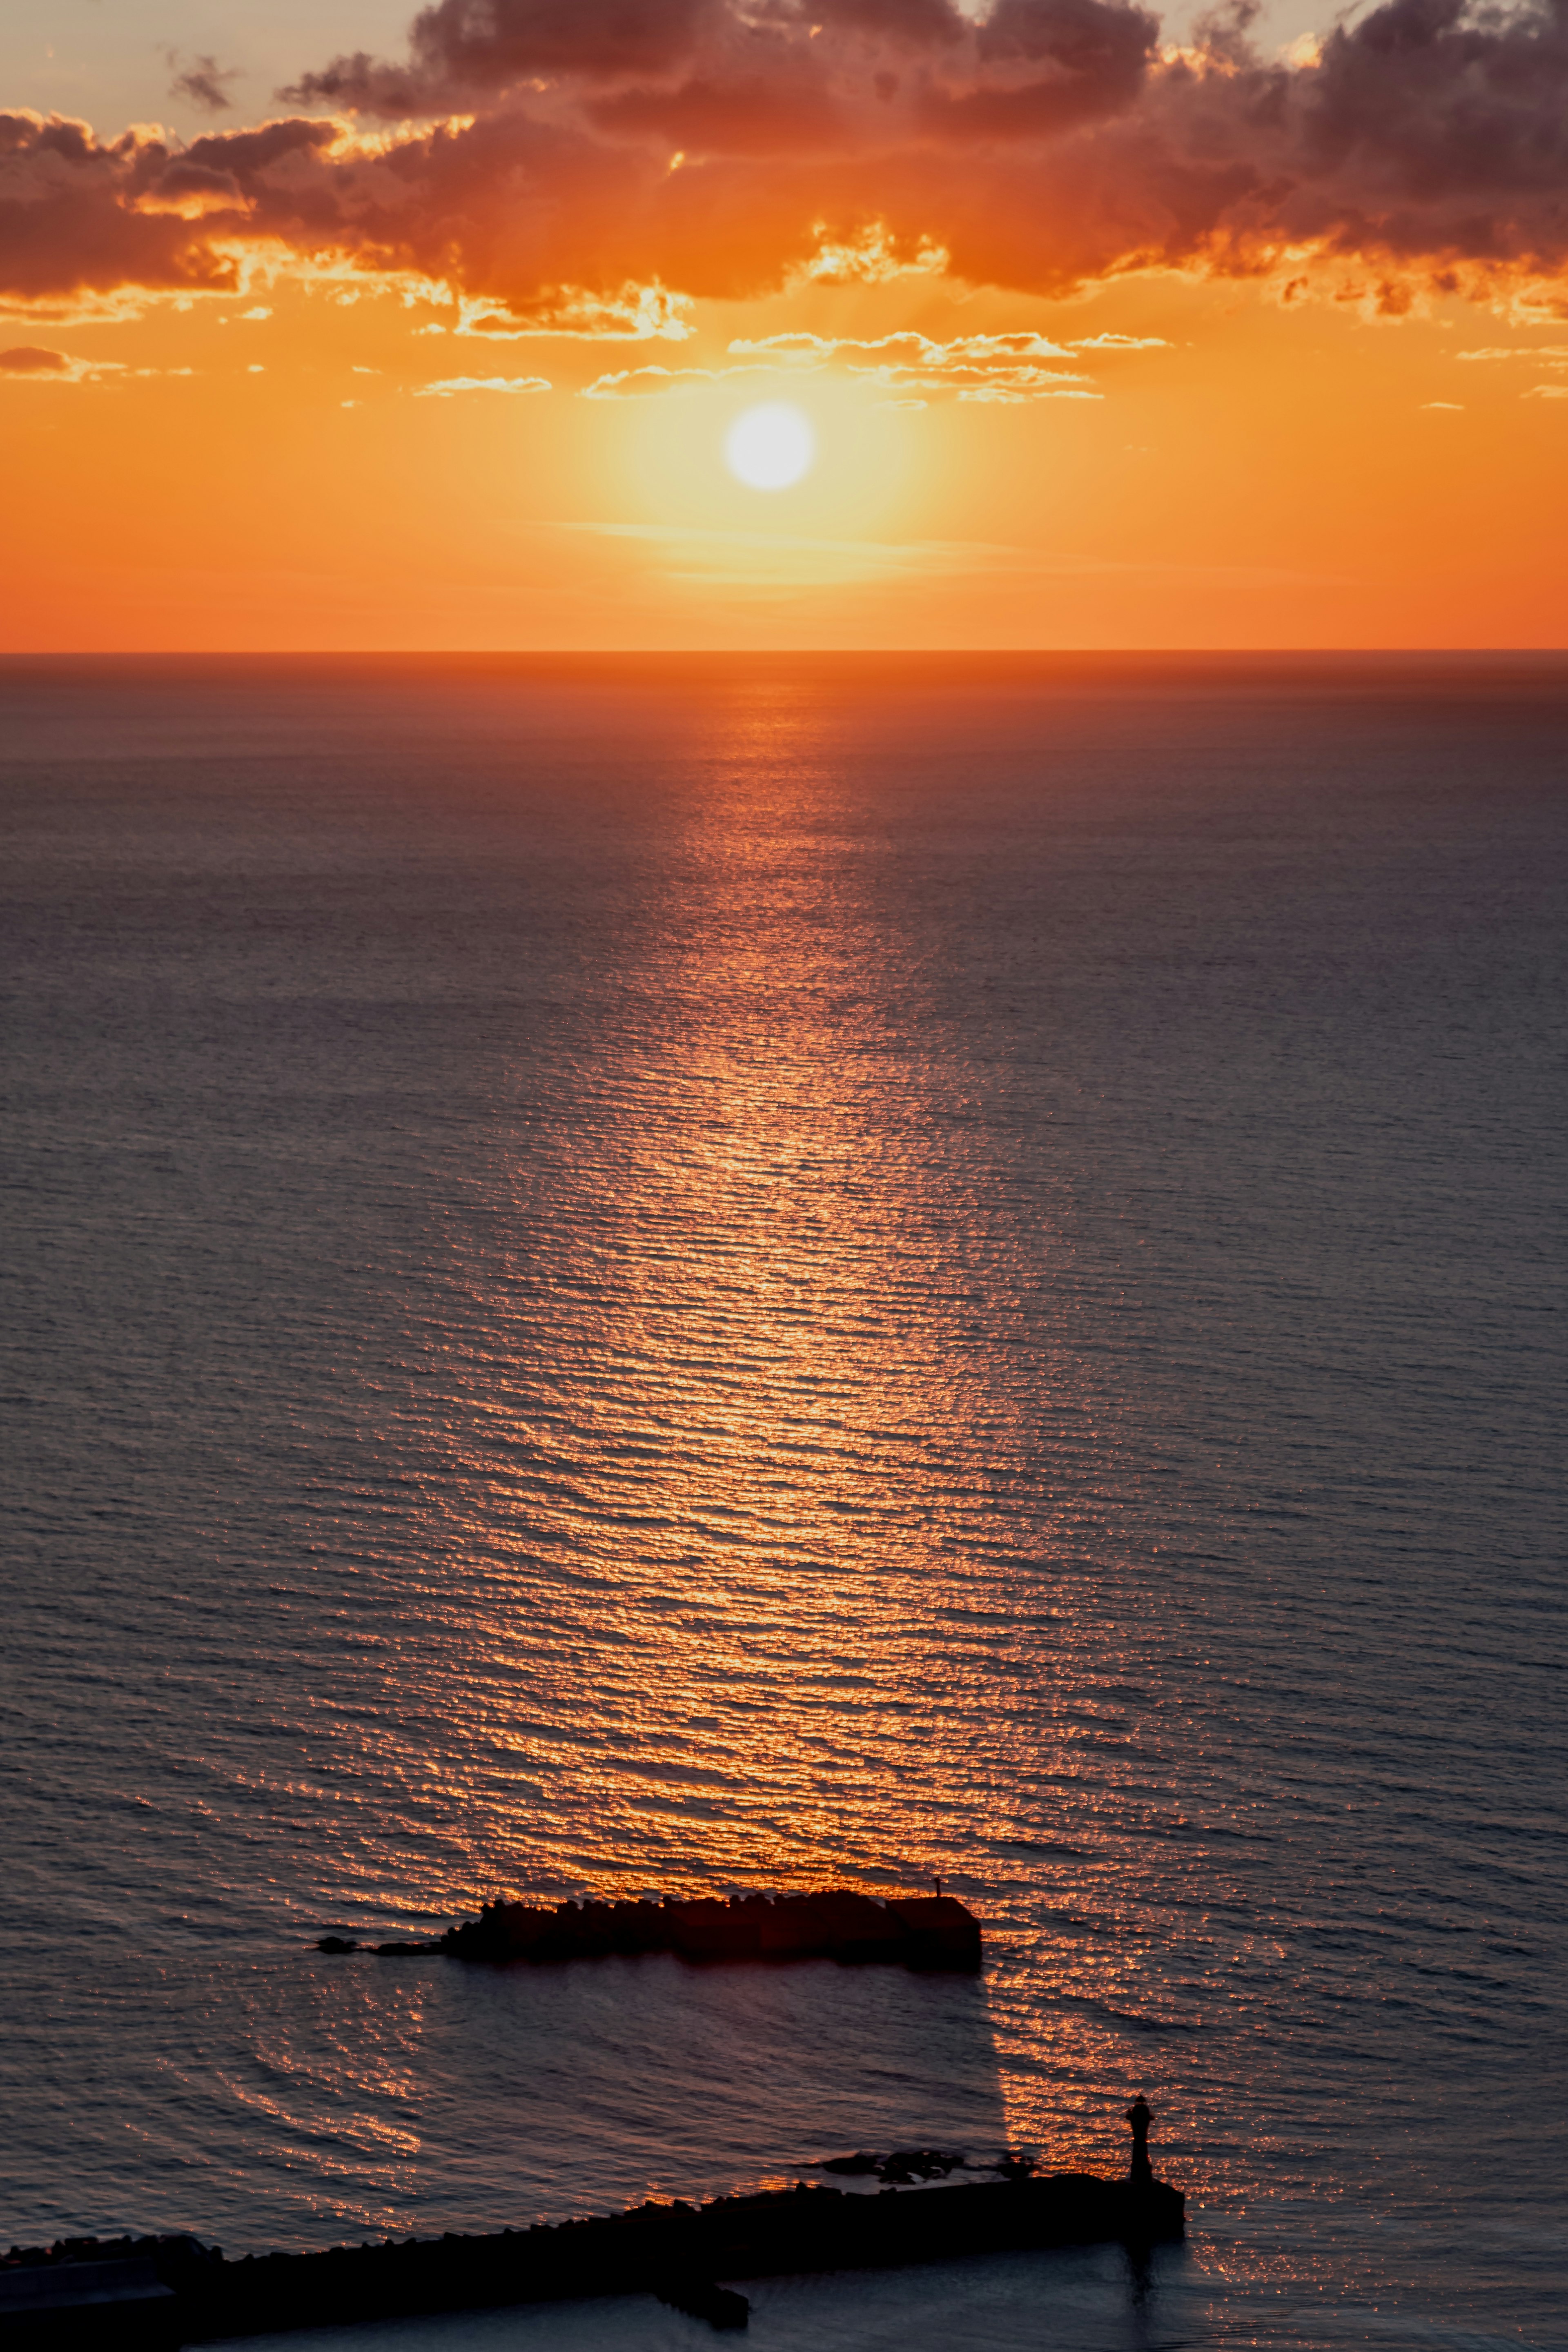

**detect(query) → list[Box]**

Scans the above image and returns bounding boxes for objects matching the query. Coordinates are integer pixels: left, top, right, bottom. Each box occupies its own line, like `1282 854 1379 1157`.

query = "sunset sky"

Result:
4 0 1566 647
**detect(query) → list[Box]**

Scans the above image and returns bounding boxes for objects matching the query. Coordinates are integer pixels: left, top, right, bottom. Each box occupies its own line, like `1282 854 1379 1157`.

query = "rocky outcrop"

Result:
4 2170 1183 2342
317 1890 982 1973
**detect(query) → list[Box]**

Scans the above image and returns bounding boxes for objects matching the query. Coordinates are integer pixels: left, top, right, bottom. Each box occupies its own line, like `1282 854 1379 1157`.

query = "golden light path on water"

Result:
266 675 1343 2187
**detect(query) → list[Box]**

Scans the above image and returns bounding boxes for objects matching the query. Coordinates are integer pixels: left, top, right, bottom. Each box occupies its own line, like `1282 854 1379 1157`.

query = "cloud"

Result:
168 55 243 114
730 327 1167 359
730 327 1078 360
282 0 722 111
0 114 239 303
588 74 855 159
726 325 1119 398
953 376 1100 398
582 364 716 396
788 223 949 284
1522 382 1568 397
452 283 694 341
853 356 1099 398
581 331 1109 400
5 0 1568 327
0 343 69 371
580 361 788 395
0 110 352 308
413 372 551 394
923 0 1160 139
808 0 969 42
0 341 125 381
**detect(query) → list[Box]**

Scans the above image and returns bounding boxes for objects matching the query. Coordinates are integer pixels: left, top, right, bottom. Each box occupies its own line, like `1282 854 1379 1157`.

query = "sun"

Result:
725 402 816 491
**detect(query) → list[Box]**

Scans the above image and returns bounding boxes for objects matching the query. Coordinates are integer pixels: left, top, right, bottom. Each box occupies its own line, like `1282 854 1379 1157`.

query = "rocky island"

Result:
316 1889 982 1972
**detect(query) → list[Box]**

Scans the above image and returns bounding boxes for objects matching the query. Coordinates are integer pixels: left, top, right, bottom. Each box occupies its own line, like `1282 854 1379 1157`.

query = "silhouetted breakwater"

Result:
317 1891 982 1972
0 2170 1183 2342
0 2254 181 2352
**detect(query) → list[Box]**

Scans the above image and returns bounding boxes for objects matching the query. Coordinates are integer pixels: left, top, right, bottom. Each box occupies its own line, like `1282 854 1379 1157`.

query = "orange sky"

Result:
3 0 1566 648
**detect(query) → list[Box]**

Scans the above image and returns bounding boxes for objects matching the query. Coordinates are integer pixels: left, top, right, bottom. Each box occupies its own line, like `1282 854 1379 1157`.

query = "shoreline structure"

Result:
0 2163 1185 2343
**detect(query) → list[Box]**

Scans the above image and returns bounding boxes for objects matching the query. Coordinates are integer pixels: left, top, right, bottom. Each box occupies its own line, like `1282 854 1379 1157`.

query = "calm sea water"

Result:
2 655 1564 2352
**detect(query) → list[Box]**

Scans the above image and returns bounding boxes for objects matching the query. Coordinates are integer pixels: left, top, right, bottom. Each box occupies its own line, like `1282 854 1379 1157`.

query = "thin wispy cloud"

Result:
581 365 732 399
412 374 551 397
724 328 1125 401
551 518 1351 592
1455 347 1568 362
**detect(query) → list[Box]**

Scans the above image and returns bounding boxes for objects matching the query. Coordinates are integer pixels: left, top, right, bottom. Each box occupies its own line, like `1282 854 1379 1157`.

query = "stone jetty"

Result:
0 2165 1184 2342
316 1889 982 1972
0 2254 180 2352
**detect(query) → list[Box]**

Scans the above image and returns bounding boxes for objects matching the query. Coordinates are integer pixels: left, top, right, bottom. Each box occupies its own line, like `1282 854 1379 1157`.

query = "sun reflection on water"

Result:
310 675 1169 2183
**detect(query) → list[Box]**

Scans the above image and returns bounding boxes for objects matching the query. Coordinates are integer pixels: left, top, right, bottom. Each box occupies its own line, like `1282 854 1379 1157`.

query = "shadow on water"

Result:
301 1949 1018 2235
0 1936 1013 2251
238 2240 1200 2352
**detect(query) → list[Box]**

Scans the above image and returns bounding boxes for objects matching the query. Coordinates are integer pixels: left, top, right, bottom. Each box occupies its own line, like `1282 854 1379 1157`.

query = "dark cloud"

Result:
183 117 339 175
283 0 722 111
273 53 431 115
281 0 1048 116
924 0 1160 139
1300 0 1568 203
0 343 69 369
168 55 242 114
4 0 1568 321
976 0 1156 65
589 67 850 154
0 112 243 301
804 0 968 39
151 160 245 203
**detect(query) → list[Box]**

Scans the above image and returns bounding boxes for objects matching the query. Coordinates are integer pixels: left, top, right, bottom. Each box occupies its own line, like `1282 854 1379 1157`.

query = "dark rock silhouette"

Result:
817 2148 967 2184
4 2167 1183 2341
316 1889 983 1973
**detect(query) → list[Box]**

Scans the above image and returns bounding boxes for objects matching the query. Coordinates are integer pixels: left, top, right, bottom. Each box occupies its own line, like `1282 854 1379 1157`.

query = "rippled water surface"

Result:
2 655 1565 2350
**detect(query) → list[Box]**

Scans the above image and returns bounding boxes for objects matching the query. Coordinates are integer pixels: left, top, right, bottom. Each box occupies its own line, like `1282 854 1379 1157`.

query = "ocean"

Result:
2 654 1564 2352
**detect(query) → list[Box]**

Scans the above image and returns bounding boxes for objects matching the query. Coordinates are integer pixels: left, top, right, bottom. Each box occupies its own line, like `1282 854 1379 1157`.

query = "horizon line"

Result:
3 646 1567 662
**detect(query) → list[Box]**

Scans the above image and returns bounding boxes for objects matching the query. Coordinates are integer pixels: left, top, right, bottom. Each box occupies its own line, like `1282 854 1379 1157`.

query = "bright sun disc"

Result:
725 402 815 490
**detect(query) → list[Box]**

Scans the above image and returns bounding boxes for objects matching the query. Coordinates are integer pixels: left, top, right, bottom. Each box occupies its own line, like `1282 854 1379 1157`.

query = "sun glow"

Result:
725 402 816 490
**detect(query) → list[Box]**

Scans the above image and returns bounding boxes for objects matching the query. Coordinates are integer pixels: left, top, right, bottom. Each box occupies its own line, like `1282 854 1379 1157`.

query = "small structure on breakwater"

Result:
0 2145 1184 2343
316 1888 982 1972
